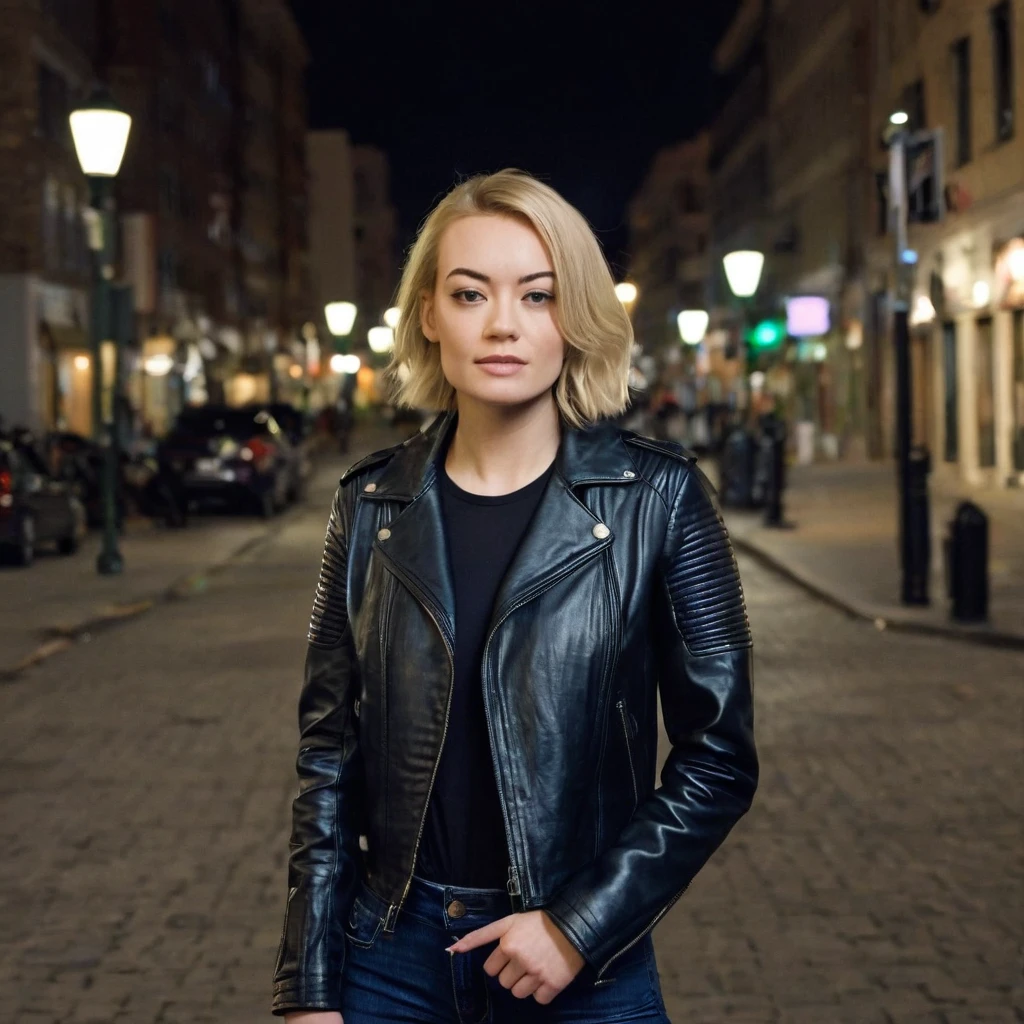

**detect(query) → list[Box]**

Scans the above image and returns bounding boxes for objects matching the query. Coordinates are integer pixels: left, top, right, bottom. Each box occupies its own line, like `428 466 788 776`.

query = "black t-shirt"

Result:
414 457 555 889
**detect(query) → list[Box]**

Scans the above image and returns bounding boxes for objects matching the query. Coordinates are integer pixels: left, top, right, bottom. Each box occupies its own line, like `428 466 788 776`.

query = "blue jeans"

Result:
340 874 671 1023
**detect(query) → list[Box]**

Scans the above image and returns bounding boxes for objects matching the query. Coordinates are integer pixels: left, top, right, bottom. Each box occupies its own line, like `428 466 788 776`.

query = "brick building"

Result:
0 0 312 436
0 0 100 434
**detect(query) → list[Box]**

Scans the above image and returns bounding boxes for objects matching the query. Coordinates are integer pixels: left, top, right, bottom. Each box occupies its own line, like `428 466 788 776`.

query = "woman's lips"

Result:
476 360 526 376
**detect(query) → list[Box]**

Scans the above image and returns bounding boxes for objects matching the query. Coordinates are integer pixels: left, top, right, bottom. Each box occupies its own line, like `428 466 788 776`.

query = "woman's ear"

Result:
420 290 439 343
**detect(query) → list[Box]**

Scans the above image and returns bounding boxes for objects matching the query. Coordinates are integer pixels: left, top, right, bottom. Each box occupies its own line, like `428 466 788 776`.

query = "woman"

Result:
273 169 758 1023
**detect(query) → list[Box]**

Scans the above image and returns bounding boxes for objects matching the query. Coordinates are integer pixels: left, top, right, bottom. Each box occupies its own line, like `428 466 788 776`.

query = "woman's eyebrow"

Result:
445 268 555 284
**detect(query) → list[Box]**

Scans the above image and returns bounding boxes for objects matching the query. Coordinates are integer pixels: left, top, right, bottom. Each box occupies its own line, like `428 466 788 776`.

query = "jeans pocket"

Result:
344 893 384 949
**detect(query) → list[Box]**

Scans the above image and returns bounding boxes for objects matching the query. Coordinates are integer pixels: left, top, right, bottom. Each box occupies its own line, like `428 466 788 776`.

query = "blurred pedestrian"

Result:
274 169 758 1024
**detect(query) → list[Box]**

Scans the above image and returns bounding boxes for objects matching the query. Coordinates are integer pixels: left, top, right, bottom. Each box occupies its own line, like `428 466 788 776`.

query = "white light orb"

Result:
723 250 765 298
325 301 357 337
614 282 638 305
383 307 402 329
677 310 709 346
368 326 395 353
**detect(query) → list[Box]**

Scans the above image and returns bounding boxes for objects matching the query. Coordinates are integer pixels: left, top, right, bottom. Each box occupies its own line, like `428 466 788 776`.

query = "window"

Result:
976 317 996 468
942 321 958 462
37 63 69 146
902 78 927 131
952 37 972 166
991 1 1014 142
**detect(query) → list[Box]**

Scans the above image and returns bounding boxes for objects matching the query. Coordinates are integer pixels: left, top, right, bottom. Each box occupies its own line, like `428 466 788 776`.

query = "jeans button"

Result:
447 899 467 919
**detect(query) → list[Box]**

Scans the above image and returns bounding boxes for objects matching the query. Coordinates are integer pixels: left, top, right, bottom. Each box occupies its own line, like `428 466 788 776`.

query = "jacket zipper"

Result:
382 582 455 932
596 881 691 979
480 552 605 913
616 699 639 814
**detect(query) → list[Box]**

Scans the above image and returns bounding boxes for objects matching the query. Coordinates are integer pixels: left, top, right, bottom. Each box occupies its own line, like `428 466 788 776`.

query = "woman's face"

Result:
420 214 565 412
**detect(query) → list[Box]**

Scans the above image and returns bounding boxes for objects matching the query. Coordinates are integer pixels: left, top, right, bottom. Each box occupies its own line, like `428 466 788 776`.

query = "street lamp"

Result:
368 326 395 354
677 310 709 346
722 250 765 299
325 301 357 341
614 282 638 306
70 86 132 576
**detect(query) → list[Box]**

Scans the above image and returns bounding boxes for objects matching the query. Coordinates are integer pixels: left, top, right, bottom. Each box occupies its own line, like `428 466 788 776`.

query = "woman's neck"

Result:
444 396 561 496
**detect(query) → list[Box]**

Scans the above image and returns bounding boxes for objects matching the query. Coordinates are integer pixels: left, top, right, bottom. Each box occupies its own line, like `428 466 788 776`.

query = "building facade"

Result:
0 0 99 435
870 0 1024 490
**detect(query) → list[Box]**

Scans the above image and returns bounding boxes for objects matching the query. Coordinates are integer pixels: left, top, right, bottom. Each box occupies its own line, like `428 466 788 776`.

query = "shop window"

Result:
942 321 958 462
976 317 996 468
991 1 1014 142
952 37 972 166
1013 309 1024 471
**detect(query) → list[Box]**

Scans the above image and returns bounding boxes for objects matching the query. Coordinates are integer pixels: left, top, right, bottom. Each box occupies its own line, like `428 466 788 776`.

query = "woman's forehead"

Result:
438 215 553 273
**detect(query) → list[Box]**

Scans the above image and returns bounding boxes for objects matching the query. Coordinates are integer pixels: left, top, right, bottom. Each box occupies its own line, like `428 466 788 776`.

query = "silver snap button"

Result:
364 482 377 493
377 528 391 541
358 834 369 852
623 470 635 478
592 523 610 540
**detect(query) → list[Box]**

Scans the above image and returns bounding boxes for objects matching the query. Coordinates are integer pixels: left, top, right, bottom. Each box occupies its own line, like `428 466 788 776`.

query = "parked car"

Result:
0 436 86 567
241 401 312 500
159 405 294 517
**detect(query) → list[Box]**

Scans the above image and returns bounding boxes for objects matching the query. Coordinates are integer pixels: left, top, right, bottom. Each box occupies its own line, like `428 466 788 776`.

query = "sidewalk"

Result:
716 459 1024 648
0 424 407 681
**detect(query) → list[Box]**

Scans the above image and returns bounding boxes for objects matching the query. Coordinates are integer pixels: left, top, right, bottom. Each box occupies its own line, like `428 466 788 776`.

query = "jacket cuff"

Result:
541 897 601 969
271 977 342 1016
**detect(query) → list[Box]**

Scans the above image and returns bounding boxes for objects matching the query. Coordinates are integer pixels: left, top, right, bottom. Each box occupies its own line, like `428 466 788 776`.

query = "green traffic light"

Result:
748 319 786 349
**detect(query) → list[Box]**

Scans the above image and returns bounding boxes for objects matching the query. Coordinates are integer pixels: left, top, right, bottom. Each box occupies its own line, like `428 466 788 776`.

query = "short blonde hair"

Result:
387 169 633 429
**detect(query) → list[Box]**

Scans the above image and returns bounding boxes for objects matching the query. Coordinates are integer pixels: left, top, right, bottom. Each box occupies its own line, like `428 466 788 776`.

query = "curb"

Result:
732 535 1024 652
0 500 290 686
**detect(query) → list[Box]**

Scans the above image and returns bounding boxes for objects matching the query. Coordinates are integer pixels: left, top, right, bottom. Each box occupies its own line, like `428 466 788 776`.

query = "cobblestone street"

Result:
0 452 1021 1024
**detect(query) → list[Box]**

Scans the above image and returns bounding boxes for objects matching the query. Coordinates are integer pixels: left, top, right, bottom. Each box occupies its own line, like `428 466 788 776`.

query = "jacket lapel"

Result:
362 412 641 642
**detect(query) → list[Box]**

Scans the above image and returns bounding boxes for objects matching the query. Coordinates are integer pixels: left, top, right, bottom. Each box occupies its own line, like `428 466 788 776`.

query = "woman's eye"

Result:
454 289 483 303
525 291 554 305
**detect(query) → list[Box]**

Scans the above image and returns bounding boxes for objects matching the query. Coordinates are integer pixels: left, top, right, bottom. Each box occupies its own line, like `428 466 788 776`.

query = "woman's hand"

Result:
283 1013 342 1024
447 910 585 1004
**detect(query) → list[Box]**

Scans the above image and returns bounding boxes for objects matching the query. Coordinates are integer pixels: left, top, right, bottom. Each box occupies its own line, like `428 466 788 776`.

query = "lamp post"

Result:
723 250 765 421
325 302 358 450
70 86 132 576
886 110 931 606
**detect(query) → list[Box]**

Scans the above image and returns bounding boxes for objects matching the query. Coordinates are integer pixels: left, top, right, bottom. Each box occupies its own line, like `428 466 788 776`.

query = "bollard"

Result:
761 415 787 527
949 501 989 623
719 427 757 509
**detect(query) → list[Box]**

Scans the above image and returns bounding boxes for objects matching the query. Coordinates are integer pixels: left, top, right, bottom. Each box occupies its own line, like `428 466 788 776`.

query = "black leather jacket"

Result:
272 412 757 1014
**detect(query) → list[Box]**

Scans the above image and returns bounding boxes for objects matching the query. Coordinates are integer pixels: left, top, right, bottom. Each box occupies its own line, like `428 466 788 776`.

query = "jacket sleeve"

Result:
543 464 758 977
272 483 366 1015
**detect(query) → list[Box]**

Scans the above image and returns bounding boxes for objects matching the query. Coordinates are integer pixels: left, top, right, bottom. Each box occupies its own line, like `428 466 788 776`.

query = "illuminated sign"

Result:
748 319 786 349
786 296 830 337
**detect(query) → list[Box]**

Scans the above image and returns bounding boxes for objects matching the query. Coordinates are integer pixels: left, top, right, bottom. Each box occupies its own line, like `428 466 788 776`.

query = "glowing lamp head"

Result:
889 110 910 126
614 282 638 305
69 89 132 177
723 251 765 298
677 310 709 346
368 326 395 354
383 307 402 329
325 301 357 337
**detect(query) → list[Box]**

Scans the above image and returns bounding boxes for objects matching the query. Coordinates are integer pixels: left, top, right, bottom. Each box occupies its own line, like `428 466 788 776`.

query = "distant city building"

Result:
0 0 100 434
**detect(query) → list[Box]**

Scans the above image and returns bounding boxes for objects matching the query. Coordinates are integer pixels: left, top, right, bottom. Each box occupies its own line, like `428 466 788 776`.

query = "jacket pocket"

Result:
344 892 384 949
617 698 639 815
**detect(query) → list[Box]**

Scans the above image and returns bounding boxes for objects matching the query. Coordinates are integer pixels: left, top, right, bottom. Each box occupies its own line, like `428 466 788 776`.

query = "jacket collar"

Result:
368 411 638 501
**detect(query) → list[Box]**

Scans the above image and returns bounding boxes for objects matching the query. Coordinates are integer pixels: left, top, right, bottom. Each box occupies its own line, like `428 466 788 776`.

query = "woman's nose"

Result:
484 298 519 340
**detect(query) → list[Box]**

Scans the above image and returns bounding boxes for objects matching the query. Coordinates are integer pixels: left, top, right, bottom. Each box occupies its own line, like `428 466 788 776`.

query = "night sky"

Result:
290 1 739 278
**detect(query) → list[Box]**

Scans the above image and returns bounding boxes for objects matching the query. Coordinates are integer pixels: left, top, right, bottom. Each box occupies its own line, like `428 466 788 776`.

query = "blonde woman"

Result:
273 169 758 1023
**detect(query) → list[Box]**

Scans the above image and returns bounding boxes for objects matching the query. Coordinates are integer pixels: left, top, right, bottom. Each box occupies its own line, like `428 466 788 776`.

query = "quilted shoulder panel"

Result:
663 468 752 657
307 489 351 649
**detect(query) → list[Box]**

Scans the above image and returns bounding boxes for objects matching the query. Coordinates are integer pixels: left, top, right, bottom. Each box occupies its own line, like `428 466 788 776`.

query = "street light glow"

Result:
889 110 910 126
340 354 361 374
614 282 638 305
723 250 765 298
325 301 357 337
383 306 402 329
69 92 132 177
677 310 709 345
368 326 395 353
